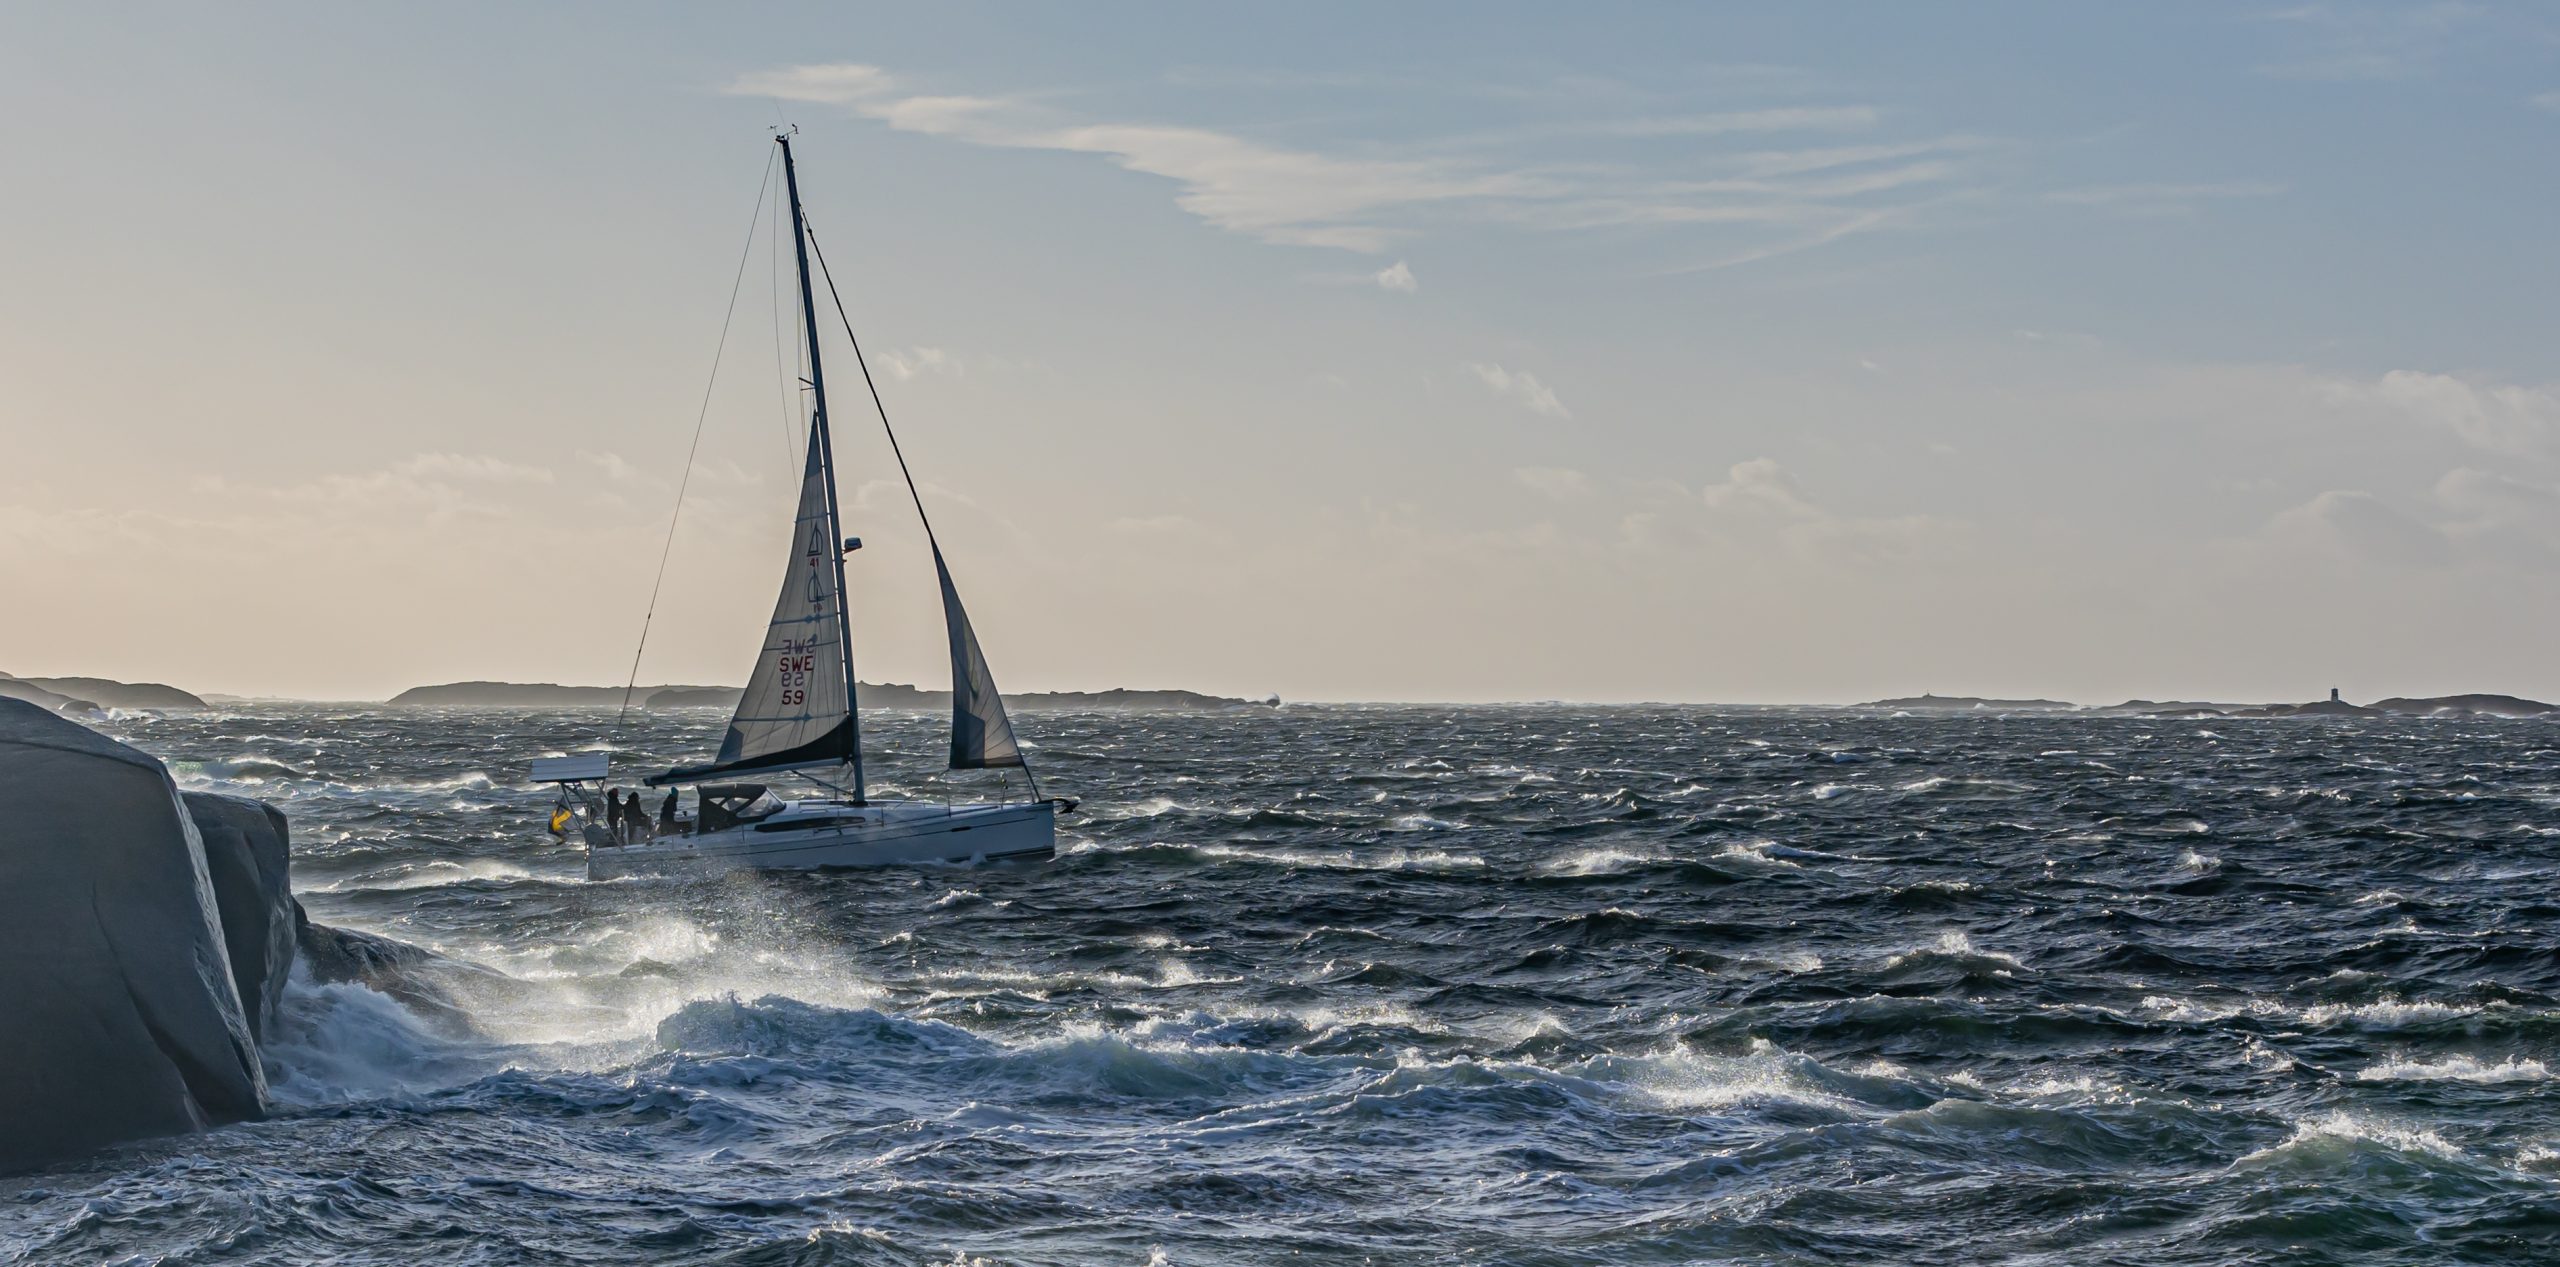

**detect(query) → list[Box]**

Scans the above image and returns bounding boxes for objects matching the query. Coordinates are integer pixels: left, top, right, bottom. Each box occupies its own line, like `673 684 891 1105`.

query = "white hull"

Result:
586 799 1055 880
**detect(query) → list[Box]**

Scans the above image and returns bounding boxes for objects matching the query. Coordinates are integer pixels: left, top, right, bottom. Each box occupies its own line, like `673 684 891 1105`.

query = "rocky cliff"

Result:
0 701 444 1172
0 699 269 1171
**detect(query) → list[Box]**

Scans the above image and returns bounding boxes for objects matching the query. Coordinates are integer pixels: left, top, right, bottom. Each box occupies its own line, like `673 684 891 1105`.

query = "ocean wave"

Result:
1539 845 1662 876
2240 1110 2467 1165
1882 931 2027 975
1712 839 1804 870
2299 998 2484 1028
310 857 545 892
2355 1054 2550 1083
263 974 498 1103
53 701 2560 1267
170 755 311 783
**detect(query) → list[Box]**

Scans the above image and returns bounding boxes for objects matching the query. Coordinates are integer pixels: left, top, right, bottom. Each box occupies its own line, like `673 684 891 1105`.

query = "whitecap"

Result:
1714 840 1803 870
1884 931 2025 973
2241 1110 2465 1163
1587 1039 1857 1113
262 973 493 1103
1099 796 1192 821
2355 1054 2548 1083
1752 950 1824 974
314 857 542 892
2299 998 2479 1027
1542 846 1660 876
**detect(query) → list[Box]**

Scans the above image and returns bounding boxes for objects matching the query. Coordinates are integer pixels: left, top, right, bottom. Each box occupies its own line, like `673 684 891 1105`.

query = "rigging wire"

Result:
801 216 1044 802
770 156 804 471
612 146 779 735
799 220 934 537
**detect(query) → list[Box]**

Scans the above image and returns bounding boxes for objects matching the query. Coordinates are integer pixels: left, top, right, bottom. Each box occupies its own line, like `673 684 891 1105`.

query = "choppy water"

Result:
6 706 2560 1264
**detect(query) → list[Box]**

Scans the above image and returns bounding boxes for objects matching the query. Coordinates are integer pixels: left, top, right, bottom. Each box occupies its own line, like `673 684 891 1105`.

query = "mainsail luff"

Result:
650 418 854 787
651 133 866 793
779 132 864 802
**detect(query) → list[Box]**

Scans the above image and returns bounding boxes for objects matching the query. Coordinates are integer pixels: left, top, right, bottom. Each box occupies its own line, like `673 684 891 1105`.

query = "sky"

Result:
4 3 2559 704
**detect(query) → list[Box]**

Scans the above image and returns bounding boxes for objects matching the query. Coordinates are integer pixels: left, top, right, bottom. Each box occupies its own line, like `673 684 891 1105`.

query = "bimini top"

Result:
530 753 610 784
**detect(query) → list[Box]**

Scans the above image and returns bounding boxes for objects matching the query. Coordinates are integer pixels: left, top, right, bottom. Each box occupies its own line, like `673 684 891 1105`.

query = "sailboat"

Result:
532 132 1061 879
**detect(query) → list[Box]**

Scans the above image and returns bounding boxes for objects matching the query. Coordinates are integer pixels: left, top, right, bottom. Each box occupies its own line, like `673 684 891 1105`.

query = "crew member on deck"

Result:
660 788 680 834
605 788 624 840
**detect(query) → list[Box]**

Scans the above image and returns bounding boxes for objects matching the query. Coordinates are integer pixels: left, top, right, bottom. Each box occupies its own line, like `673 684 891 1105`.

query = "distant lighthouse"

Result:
2330 687 2341 703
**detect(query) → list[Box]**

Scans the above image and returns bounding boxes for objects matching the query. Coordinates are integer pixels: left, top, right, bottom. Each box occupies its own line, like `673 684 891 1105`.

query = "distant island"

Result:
0 674 205 714
1859 691 2558 718
390 680 1277 711
1 672 2549 719
1860 693 2076 712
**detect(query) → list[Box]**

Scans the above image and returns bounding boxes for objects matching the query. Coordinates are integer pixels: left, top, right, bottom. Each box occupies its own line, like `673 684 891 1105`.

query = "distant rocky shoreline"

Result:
5 674 2554 718
1859 692 2559 718
0 673 207 714
387 681 1280 711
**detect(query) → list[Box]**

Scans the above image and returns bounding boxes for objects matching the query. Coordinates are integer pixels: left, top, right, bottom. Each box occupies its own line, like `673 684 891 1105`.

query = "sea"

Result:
5 704 2559 1265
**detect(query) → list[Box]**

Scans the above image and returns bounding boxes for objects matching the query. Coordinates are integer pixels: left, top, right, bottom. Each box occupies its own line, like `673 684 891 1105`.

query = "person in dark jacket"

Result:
605 788 624 840
660 788 680 834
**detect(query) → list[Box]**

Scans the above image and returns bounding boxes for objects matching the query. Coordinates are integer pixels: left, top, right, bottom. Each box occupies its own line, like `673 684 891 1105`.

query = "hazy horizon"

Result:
8 5 2560 704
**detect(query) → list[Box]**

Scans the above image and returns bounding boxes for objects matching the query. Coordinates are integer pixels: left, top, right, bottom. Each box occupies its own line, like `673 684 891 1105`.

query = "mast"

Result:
778 132 865 803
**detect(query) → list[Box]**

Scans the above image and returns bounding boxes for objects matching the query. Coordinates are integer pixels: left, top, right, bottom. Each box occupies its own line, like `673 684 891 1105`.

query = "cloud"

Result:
1467 362 1571 419
1592 458 1956 570
1373 260 1417 293
2536 91 2560 111
396 452 555 485
1700 458 1821 517
1512 466 1590 500
731 63 896 104
732 64 1537 253
2253 2 2478 82
2359 370 2560 459
2045 181 2285 216
2268 489 2449 565
577 451 656 486
1587 106 1882 138
875 346 963 381
728 63 1988 265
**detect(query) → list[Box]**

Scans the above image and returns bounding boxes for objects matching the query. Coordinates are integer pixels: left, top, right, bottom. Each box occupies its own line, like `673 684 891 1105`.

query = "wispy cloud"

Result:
874 346 963 381
1468 363 1571 419
2253 2 2480 82
1373 260 1417 293
1513 466 1590 500
736 64 1539 253
2268 488 2449 564
729 63 1983 265
2045 181 2285 216
2349 369 2560 459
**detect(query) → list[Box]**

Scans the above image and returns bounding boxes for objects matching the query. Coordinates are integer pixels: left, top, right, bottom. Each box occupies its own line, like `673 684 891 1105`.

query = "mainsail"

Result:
936 545 1023 769
653 422 854 784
